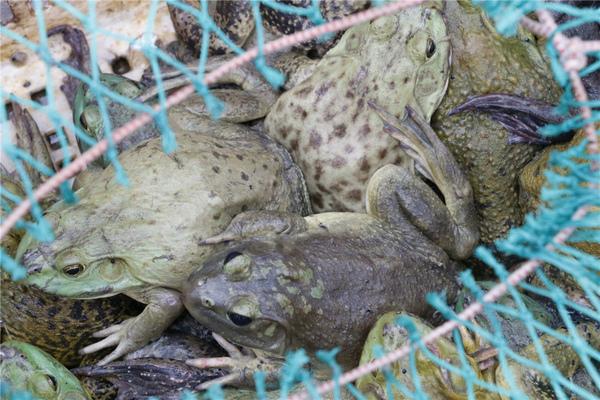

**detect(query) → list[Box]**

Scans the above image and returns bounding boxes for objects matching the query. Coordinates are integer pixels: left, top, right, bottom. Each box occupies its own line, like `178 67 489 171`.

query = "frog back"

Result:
51 128 307 290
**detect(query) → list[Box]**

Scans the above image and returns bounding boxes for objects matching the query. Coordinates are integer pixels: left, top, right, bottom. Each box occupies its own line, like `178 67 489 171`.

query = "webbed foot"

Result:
448 94 572 145
186 333 282 390
81 288 184 365
81 317 148 365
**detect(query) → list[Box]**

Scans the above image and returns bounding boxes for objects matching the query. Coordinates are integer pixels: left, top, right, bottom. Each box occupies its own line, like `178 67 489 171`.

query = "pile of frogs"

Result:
2 1 599 399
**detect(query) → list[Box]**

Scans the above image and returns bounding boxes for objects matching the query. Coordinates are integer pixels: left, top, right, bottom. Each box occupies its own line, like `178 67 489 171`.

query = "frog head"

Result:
17 195 146 299
183 240 313 356
327 0 450 120
0 341 90 400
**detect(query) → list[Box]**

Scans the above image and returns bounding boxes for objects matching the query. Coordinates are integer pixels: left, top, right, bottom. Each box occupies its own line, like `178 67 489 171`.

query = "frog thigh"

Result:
367 103 479 260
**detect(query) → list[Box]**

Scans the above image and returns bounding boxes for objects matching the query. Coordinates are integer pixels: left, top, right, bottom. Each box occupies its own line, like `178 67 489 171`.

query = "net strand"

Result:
287 6 599 399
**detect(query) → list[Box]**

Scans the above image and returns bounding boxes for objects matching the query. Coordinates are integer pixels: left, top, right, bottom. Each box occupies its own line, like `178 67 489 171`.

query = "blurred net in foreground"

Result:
1 0 599 399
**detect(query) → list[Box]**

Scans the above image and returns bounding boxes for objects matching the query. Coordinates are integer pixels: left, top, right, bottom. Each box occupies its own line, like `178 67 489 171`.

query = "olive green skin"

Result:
0 341 90 400
430 0 561 245
356 313 600 400
18 114 311 364
264 1 451 212
184 106 479 372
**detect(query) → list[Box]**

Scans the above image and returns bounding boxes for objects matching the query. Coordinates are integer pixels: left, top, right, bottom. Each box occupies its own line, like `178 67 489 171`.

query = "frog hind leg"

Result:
80 288 184 365
367 103 479 260
448 93 573 145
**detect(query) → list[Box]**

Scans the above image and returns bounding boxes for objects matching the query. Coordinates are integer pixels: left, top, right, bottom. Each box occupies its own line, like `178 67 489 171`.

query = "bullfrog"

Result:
356 312 600 400
429 0 562 245
168 0 368 58
16 89 311 365
519 127 600 307
264 1 452 212
1 103 141 368
182 103 479 387
0 341 91 400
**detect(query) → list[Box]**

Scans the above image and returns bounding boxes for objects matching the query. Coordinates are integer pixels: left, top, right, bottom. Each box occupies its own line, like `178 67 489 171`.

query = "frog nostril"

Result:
27 264 42 274
200 296 214 308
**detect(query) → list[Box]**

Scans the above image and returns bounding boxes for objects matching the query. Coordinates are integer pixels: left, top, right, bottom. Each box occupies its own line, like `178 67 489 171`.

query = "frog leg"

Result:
187 333 282 389
9 102 55 189
367 102 479 260
80 287 184 365
199 211 308 245
448 94 573 145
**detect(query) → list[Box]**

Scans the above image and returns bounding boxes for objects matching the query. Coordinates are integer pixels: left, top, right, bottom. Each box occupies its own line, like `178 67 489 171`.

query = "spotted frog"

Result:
17 85 311 365
263 1 451 212
182 104 479 387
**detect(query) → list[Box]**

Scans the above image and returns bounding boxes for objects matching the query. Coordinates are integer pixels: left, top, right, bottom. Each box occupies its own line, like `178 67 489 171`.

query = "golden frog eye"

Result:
63 263 85 276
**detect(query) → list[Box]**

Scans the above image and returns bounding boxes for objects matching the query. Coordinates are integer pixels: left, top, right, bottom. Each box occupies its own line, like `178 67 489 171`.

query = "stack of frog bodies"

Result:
5 0 589 398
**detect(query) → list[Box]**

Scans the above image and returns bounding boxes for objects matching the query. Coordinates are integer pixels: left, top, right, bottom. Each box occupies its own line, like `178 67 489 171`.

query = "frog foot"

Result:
80 317 154 365
448 94 573 145
186 333 281 390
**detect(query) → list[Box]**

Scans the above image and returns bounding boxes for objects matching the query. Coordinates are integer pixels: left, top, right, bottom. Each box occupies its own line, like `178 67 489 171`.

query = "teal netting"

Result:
1 0 599 399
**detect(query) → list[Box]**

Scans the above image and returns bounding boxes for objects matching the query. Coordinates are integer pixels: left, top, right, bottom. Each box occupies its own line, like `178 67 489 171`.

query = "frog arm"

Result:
367 103 479 260
199 211 308 245
80 287 184 365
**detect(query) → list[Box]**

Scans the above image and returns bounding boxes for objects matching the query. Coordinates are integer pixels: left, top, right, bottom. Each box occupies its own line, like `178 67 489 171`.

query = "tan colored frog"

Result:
264 1 451 212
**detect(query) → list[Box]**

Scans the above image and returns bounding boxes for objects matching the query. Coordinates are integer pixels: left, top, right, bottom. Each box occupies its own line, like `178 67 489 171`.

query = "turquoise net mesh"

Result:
1 0 599 399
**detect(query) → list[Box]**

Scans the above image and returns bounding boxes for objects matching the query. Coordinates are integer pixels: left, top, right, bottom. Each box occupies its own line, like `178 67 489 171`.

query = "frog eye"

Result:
28 372 58 397
63 263 85 276
227 312 253 327
224 251 243 265
425 38 436 58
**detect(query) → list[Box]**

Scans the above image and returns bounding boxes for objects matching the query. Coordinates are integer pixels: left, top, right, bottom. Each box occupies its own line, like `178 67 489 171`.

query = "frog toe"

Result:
448 93 572 145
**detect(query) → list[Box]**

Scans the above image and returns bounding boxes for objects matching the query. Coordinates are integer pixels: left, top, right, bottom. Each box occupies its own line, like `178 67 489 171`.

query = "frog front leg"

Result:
80 287 184 365
367 103 479 260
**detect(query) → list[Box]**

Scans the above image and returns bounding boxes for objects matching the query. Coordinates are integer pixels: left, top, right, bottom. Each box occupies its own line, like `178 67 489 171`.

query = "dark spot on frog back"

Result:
332 124 347 138
331 156 347 168
346 189 362 201
290 139 299 151
241 172 249 181
359 157 370 172
236 154 244 161
212 166 220 174
309 130 322 149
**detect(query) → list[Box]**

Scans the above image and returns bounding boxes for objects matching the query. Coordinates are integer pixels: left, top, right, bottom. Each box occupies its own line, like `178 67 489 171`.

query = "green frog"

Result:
1 103 141 368
519 127 599 308
356 312 600 400
182 103 479 387
430 0 562 245
16 87 311 366
264 1 452 212
0 341 91 400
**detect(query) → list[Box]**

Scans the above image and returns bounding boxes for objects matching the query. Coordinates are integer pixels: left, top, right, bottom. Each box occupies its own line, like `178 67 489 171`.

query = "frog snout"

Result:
183 277 215 310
